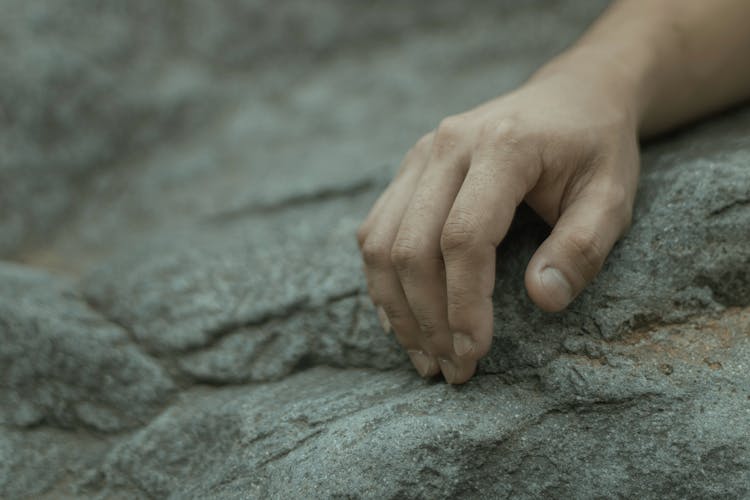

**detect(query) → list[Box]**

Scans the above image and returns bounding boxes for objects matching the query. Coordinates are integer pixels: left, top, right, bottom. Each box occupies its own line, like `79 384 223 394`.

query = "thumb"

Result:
524 184 633 312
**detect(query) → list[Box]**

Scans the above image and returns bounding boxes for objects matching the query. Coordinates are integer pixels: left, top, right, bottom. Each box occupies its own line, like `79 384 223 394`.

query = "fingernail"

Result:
539 267 574 309
452 332 475 357
376 306 391 334
408 350 434 377
438 358 457 384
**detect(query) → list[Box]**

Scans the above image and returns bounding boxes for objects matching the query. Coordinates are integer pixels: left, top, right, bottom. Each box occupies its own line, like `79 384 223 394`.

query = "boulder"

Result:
2 0 749 498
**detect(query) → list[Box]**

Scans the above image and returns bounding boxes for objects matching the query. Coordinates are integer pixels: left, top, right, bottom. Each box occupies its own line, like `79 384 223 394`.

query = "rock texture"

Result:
1 1 749 498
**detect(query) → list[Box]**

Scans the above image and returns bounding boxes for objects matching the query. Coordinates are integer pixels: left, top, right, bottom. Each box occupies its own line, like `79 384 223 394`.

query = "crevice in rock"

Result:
611 306 727 339
203 177 379 223
469 391 664 462
287 354 317 376
553 392 665 414
708 196 750 217
109 467 159 500
89 288 371 391
256 430 326 468
78 293 144 349
694 266 750 308
176 286 362 357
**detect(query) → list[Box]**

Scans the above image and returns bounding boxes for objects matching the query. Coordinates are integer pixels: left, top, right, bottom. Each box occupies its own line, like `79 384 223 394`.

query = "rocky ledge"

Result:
1 1 748 498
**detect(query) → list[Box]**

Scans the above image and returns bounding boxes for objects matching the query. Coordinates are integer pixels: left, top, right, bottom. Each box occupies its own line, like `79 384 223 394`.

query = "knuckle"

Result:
414 132 434 153
604 184 633 229
361 239 391 268
440 211 481 255
401 133 433 169
390 238 423 274
398 132 435 176
598 181 628 207
415 316 439 338
441 226 473 255
380 302 404 324
589 181 634 233
479 116 523 150
446 283 472 313
437 116 464 137
565 229 606 279
431 116 465 158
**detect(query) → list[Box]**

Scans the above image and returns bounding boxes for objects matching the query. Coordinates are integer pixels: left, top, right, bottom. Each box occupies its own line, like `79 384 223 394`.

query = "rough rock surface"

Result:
1 1 749 498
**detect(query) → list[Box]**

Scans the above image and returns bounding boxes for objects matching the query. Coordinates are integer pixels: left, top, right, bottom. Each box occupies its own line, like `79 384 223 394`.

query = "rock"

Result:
0 1 228 257
0 262 175 432
2 0 750 498
177 294 408 384
3 0 607 271
0 427 110 499
79 309 750 498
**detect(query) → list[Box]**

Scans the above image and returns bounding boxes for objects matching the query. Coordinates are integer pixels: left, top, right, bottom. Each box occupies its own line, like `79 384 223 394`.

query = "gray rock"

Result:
0 262 175 432
2 0 750 498
0 427 111 499
2 0 608 270
80 310 750 498
178 294 408 384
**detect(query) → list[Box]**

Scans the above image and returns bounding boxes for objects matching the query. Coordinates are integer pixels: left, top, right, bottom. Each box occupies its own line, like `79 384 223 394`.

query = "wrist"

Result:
530 43 657 133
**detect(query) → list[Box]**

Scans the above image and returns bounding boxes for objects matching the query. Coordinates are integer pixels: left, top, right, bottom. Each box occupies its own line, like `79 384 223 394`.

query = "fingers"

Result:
441 133 542 363
356 133 434 249
525 180 633 312
391 117 477 383
358 135 441 378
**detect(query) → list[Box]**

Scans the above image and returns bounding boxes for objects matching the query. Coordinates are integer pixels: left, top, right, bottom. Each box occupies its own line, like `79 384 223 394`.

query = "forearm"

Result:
536 0 750 137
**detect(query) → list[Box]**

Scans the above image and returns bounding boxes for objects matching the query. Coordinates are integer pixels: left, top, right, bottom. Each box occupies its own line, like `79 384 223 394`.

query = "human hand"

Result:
357 61 640 384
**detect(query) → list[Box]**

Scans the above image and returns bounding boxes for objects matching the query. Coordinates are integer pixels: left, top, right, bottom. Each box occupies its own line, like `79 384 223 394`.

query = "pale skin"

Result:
358 0 750 384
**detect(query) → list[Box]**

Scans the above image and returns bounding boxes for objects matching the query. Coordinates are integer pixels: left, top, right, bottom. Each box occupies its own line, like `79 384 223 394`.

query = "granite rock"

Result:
0 263 175 432
2 0 750 498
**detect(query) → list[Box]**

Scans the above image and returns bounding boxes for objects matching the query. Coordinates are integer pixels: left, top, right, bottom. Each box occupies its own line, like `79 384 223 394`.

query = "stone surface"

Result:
67 309 750 498
1 0 749 498
0 263 175 432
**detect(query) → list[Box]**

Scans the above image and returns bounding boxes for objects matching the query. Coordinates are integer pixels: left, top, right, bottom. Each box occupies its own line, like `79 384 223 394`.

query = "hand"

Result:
357 63 640 384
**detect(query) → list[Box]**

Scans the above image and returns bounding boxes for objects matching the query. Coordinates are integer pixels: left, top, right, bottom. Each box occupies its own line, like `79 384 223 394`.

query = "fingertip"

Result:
408 350 440 378
539 266 574 311
525 201 621 313
525 260 570 313
439 357 476 385
447 288 495 358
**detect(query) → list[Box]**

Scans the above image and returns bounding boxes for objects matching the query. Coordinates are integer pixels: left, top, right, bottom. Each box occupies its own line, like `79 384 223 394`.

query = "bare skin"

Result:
358 0 750 384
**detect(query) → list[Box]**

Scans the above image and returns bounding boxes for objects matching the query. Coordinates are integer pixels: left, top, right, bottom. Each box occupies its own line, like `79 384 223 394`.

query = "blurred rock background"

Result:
1 0 608 268
1 1 749 498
